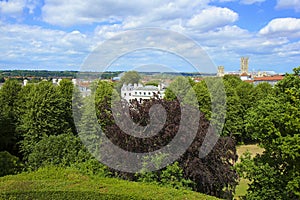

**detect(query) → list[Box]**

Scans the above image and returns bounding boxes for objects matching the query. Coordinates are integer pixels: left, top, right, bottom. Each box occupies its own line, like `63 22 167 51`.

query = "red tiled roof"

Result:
254 75 284 81
244 80 254 83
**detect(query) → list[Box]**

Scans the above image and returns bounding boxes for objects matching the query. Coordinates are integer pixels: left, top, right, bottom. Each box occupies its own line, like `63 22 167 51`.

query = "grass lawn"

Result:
0 166 219 200
234 144 264 199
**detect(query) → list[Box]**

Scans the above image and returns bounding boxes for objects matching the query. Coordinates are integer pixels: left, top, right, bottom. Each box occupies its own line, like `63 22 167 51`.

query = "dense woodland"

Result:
0 70 121 80
0 68 299 199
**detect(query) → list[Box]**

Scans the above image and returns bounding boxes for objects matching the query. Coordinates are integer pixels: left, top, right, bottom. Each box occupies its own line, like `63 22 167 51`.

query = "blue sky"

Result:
0 0 300 73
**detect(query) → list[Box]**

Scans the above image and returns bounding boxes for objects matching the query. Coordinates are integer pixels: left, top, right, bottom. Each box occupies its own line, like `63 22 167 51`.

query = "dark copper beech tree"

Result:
95 95 238 199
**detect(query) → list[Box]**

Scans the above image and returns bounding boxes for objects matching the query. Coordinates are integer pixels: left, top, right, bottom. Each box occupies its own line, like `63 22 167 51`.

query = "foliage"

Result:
237 67 300 199
96 96 238 198
160 162 195 190
120 71 141 84
145 80 160 87
0 151 23 177
0 166 220 200
0 76 4 83
137 157 194 190
164 76 192 101
0 80 22 156
26 133 91 170
57 79 80 135
71 158 111 177
18 81 72 159
0 70 77 78
115 71 142 92
188 80 211 117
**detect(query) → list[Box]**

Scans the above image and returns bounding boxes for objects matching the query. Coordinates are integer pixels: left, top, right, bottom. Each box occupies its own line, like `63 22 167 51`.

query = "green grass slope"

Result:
0 166 219 200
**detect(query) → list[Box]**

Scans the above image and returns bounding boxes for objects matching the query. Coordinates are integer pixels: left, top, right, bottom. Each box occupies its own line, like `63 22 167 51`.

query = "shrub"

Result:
0 151 23 177
27 133 91 170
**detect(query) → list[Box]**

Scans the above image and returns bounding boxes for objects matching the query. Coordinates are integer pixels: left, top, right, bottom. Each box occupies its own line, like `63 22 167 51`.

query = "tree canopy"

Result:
236 67 300 199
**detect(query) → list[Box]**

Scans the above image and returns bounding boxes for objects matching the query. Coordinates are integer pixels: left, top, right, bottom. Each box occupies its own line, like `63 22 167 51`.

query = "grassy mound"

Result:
0 166 219 200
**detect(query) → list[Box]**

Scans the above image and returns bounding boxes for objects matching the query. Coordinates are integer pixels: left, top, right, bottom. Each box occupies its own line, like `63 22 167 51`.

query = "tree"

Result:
116 71 141 92
18 81 72 159
0 151 23 177
57 79 82 135
164 76 192 101
96 97 238 198
26 133 91 170
120 71 141 84
185 80 211 117
253 82 274 102
0 80 22 155
237 67 300 199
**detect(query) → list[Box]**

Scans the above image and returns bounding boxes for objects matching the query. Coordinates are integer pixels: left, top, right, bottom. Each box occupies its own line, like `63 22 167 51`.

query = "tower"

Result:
217 66 224 77
241 57 249 75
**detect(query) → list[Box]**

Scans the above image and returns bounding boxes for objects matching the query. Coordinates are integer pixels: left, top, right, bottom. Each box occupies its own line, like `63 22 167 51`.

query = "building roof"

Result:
244 80 254 83
254 75 284 81
240 72 248 76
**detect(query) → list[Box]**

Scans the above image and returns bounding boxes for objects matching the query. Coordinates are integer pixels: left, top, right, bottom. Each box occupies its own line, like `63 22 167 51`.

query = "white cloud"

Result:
215 0 266 4
42 0 162 26
259 18 300 38
0 0 25 17
0 0 39 18
41 0 210 27
187 7 238 31
0 23 92 68
276 0 300 12
240 0 266 4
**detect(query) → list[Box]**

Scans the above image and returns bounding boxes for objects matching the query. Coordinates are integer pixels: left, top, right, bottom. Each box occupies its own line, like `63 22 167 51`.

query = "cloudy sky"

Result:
0 0 299 73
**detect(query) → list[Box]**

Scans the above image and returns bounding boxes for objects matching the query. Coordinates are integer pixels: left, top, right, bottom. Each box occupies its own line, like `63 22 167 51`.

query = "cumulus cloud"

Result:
187 7 238 31
0 0 39 18
41 0 210 27
0 23 91 68
259 18 300 38
240 0 266 4
42 0 167 26
215 0 266 4
0 0 25 17
276 0 300 12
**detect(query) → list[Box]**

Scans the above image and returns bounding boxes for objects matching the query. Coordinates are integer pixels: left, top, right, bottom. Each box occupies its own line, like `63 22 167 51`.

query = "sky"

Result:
0 0 300 73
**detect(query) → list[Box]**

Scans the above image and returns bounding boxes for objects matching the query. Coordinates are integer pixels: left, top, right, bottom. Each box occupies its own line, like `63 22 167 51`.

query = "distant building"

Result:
23 79 28 86
240 72 252 81
217 66 225 77
121 83 165 103
240 57 249 75
112 77 120 82
253 75 285 86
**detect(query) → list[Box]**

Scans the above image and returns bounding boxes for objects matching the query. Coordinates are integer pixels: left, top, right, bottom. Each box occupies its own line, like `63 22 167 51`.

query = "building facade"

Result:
121 83 165 103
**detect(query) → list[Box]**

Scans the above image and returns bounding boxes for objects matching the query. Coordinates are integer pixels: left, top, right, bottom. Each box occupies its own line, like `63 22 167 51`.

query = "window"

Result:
124 93 126 96
129 93 131 96
148 92 151 95
144 92 146 95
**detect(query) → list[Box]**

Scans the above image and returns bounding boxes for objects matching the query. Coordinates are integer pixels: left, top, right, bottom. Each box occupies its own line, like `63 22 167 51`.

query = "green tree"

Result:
237 67 300 199
164 76 192 101
0 80 22 155
0 151 23 177
253 82 274 102
57 79 82 135
116 71 141 92
120 71 141 84
18 81 72 159
27 133 91 170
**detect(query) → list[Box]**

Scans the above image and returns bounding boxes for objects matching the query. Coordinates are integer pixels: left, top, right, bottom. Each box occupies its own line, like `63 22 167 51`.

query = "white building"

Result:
121 83 165 103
